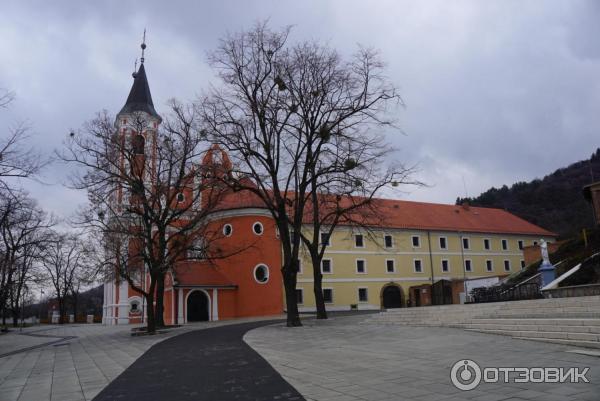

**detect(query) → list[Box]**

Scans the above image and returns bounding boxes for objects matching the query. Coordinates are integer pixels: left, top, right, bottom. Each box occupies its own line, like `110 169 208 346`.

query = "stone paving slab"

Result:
0 328 65 357
244 315 600 401
0 315 285 401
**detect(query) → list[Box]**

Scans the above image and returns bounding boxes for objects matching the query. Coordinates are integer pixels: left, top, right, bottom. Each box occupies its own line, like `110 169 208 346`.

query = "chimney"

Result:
461 201 470 211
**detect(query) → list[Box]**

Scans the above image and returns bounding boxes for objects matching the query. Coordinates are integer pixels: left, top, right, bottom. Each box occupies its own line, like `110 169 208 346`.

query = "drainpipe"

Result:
427 231 435 306
460 232 467 303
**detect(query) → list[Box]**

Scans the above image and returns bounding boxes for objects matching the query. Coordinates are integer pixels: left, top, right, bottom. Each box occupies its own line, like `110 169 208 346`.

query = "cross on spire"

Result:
140 28 147 63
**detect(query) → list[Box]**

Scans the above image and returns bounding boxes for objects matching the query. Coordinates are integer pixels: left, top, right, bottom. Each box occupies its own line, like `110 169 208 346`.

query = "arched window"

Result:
132 135 145 155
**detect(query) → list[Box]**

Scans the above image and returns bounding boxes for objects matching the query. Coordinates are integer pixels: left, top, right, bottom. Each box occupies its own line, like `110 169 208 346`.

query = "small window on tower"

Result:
132 135 145 155
176 192 185 203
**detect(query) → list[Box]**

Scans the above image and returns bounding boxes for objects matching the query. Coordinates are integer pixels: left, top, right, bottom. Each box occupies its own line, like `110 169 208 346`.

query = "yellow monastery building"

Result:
295 200 556 311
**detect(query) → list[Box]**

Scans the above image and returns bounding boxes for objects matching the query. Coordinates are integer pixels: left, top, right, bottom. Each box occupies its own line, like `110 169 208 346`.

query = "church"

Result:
102 52 556 326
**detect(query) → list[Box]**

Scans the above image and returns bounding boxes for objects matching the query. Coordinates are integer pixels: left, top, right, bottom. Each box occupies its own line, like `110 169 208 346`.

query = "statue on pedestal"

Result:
540 239 550 265
538 239 555 289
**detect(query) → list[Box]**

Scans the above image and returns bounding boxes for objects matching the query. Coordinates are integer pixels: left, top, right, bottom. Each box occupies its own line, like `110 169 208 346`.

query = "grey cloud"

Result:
0 0 598 217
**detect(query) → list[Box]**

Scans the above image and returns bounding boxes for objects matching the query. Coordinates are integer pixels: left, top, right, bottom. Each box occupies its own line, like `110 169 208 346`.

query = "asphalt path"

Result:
93 320 304 401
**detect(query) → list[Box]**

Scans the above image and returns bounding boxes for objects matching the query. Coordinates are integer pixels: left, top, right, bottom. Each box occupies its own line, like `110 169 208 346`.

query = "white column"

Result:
178 289 184 324
117 279 129 324
102 283 107 324
109 281 115 325
212 289 219 321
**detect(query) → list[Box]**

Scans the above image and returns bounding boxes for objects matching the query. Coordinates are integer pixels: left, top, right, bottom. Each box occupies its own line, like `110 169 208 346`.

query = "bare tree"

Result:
0 90 46 185
199 23 405 326
0 89 15 109
60 104 234 333
41 233 86 324
0 125 46 183
0 191 54 326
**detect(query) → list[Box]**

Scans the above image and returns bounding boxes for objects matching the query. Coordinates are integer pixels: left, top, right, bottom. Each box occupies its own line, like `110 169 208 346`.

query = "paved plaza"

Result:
245 315 600 401
1 314 600 401
0 316 283 401
0 324 183 401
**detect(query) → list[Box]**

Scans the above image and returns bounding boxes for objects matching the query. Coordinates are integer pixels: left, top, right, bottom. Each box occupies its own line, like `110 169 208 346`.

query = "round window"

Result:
252 222 263 235
254 264 269 283
176 192 185 203
130 300 141 314
223 224 233 237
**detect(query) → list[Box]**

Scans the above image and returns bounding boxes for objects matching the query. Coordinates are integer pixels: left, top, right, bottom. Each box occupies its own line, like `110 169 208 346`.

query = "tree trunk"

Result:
145 291 156 333
155 275 165 327
310 252 328 319
11 309 18 327
58 298 65 324
282 264 301 327
72 293 78 322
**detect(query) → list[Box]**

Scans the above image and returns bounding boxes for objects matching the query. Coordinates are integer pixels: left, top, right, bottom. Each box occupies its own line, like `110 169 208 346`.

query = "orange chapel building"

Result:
102 57 556 325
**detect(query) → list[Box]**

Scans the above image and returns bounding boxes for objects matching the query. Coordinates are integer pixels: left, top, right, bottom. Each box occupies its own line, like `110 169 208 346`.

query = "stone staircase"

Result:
365 295 600 349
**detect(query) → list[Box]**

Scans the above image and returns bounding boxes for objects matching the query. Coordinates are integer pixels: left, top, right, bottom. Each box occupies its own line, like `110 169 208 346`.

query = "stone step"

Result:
486 313 600 319
467 318 600 326
513 337 600 350
382 296 600 314
465 328 600 342
464 323 600 334
384 304 600 314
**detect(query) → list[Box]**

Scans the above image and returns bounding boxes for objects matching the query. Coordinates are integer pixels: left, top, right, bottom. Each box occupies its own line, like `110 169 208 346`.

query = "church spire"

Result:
118 31 162 122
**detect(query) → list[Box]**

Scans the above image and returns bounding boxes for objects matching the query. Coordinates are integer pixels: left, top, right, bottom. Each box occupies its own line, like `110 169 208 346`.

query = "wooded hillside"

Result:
457 149 600 238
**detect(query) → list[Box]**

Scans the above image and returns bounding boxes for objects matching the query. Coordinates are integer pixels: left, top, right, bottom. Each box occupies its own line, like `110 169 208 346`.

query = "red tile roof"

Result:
174 263 236 287
210 189 556 237
362 199 556 237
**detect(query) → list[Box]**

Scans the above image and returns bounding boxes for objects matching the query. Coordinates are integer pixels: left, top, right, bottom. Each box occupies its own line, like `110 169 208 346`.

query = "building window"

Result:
254 264 270 283
223 224 233 237
520 260 526 269
502 239 508 250
465 260 472 272
321 259 332 274
414 259 423 273
129 299 141 314
296 289 304 304
441 259 449 273
358 288 368 302
354 234 364 248
323 288 333 303
132 134 145 155
176 192 185 203
483 238 491 250
384 234 393 248
412 235 421 248
297 259 302 274
252 222 263 235
462 237 470 250
188 238 206 260
504 260 511 272
356 259 366 274
386 259 395 273
320 232 331 246
439 237 447 250
518 240 524 250
486 260 493 272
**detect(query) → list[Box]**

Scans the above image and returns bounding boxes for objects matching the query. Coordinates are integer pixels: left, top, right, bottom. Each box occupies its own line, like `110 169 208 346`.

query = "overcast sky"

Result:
1 0 599 219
